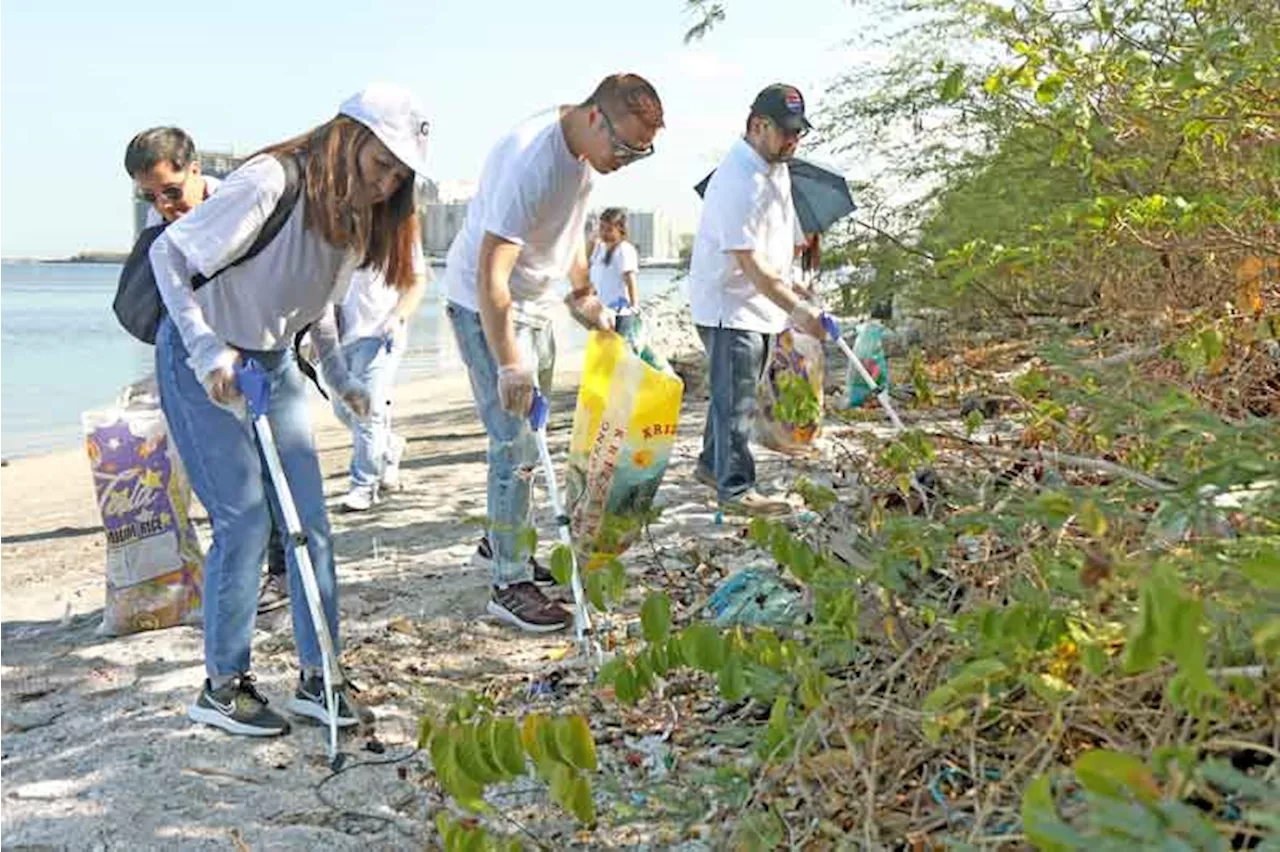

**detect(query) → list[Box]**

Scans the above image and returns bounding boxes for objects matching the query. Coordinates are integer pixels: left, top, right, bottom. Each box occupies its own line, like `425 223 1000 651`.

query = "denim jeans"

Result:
331 331 407 489
447 303 555 586
696 325 770 502
155 316 339 679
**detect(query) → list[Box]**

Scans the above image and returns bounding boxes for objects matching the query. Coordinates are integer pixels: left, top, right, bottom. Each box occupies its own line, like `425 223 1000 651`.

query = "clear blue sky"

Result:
1 0 869 258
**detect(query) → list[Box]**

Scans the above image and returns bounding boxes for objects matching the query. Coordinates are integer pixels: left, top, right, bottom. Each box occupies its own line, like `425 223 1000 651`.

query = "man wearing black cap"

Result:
687 84 824 517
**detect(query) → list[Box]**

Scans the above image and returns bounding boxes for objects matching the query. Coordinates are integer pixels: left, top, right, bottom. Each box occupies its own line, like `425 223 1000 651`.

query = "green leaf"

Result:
922 658 1009 711
1240 549 1280 590
1035 73 1066 104
633 651 655 695
1073 749 1160 802
555 715 598 771
1124 582 1160 673
763 695 791 757
681 623 727 672
1079 499 1108 538
1021 774 1079 851
536 715 566 766
549 546 574 587
612 661 638 705
520 713 549 766
940 65 966 102
455 728 502 785
491 718 527 777
417 716 435 750
547 762 574 808
666 635 686 668
717 651 747 703
566 774 596 824
648 642 670 677
1034 491 1074 527
585 572 606 611
1254 618 1280 661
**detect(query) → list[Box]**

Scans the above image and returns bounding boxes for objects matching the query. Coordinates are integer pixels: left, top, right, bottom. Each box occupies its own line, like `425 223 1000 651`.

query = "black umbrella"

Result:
694 157 856 234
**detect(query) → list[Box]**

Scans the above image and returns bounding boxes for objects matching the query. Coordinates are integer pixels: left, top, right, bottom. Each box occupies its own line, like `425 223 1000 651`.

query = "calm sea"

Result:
0 261 679 459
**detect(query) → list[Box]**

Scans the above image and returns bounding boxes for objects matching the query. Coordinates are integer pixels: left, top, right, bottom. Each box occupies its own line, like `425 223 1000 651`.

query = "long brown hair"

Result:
258 116 418 292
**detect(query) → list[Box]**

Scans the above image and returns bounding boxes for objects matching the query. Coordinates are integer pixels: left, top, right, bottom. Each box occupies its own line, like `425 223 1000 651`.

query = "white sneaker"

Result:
381 435 406 491
341 485 378 512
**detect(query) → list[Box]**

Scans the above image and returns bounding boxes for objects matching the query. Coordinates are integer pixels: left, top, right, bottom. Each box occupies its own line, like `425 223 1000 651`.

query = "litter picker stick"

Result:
528 388 599 664
235 359 341 763
820 313 905 431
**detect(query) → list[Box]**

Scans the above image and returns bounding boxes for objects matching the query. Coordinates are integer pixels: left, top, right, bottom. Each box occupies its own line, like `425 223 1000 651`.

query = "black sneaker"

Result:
487 582 571 633
472 536 556 587
188 674 291 737
285 673 374 728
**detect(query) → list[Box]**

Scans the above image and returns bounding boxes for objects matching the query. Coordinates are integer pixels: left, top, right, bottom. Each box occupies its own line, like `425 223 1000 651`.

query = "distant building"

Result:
583 208 679 262
132 150 245 240
421 201 471 255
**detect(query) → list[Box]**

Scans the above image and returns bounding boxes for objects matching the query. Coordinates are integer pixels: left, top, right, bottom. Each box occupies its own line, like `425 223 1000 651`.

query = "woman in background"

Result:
588 207 640 308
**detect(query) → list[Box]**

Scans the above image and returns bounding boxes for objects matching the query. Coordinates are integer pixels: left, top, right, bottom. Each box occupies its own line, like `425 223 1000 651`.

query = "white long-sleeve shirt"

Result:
149 154 357 383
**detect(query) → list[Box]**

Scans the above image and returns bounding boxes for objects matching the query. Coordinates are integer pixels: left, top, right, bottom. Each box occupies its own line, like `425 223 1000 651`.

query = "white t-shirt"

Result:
153 154 357 376
443 108 593 319
688 139 799 334
338 242 428 344
144 174 222 228
588 239 639 307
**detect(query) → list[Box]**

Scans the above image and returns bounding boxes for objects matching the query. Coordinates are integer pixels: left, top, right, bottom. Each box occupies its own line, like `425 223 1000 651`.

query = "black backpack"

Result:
114 153 304 344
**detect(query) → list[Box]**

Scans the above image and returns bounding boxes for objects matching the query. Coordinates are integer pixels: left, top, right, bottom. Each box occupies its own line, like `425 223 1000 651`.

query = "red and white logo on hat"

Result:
784 89 804 114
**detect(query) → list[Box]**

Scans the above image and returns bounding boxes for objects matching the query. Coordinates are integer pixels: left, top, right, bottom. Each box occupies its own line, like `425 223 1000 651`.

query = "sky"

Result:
1 0 875 258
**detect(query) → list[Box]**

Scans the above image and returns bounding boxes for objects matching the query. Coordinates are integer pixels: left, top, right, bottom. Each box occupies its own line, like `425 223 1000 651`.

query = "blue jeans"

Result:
696 325 770 502
447 303 555 586
332 332 406 488
156 317 339 679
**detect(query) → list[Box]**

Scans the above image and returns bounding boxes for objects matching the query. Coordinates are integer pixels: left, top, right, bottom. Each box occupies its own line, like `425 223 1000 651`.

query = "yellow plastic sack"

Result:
756 328 825 454
565 331 684 565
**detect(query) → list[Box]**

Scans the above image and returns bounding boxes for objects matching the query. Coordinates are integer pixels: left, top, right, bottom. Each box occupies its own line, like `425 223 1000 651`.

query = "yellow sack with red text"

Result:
564 331 684 565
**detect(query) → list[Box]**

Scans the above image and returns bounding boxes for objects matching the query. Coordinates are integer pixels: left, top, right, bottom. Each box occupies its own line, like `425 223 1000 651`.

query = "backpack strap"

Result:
293 324 329 401
190 152 304 291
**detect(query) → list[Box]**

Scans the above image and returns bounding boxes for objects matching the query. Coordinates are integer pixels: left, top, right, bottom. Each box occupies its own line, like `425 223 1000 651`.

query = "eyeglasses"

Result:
597 106 654 165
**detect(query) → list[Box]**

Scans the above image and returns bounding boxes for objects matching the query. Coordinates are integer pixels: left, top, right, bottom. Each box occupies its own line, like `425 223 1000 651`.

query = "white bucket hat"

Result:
338 82 431 179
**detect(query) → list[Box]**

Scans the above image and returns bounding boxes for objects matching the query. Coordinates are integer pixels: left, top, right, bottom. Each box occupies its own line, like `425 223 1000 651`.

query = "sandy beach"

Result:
0 316 838 851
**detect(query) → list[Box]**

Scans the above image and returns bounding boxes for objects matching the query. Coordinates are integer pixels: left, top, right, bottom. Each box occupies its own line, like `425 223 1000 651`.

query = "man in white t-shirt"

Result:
124 126 290 614
444 73 664 633
687 84 825 517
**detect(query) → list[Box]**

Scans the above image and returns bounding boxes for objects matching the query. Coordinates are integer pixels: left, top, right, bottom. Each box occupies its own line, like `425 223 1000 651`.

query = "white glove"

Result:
565 291 616 332
788 301 825 338
497 364 535 417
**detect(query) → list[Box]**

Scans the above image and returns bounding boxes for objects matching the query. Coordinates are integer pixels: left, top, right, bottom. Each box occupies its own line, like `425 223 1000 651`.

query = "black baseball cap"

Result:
750 84 812 133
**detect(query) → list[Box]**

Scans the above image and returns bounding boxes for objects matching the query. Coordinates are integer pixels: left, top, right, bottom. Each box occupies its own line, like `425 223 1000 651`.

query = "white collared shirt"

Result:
688 138 799 334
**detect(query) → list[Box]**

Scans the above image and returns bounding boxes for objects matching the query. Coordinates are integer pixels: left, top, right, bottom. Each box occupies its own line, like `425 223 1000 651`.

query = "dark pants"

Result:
696 325 770 502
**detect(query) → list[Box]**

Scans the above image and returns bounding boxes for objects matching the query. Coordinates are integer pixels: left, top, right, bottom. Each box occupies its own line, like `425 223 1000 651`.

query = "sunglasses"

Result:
597 107 654 165
136 184 186 205
136 167 193 204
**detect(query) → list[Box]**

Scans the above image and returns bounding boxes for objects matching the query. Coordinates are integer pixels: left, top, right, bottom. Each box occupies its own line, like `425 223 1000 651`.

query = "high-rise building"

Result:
583 208 679 262
421 201 471 255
